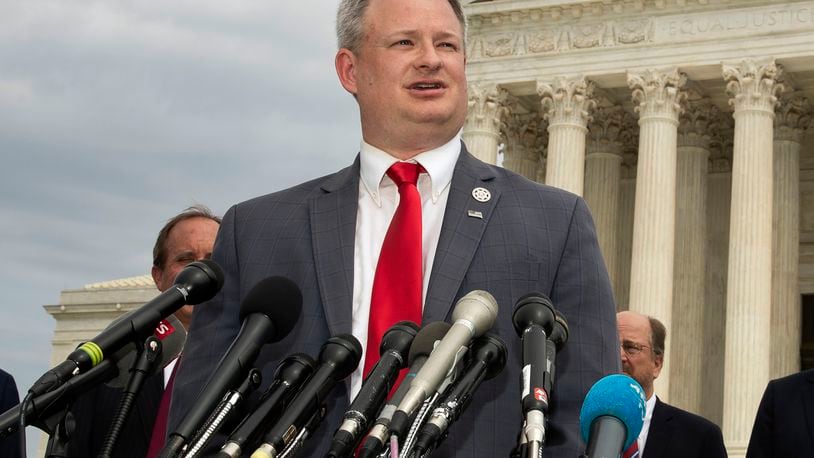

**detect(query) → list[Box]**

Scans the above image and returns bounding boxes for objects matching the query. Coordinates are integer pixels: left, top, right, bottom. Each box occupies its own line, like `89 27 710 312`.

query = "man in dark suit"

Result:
617 311 727 458
66 206 220 457
746 368 814 457
167 0 619 456
0 369 24 458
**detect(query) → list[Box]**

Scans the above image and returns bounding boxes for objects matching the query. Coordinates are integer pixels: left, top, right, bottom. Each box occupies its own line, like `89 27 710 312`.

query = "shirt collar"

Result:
359 133 461 206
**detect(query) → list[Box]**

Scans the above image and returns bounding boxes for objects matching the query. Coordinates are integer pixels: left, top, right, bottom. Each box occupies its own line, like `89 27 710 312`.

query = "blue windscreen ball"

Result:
579 374 647 451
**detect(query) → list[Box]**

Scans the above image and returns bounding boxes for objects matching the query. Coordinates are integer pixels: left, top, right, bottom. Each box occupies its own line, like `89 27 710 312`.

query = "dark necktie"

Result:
363 162 424 376
146 360 179 458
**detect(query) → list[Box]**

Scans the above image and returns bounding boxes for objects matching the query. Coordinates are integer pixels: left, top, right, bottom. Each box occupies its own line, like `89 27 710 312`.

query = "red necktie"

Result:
146 361 179 458
623 440 640 458
363 162 424 376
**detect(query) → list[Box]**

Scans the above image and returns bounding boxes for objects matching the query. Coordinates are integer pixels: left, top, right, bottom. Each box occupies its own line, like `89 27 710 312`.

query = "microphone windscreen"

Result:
105 314 187 388
579 374 646 451
407 322 452 365
176 259 225 304
239 276 303 342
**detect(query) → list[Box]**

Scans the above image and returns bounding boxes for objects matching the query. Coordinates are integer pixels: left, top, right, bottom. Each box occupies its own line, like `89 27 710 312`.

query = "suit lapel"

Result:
803 370 814 451
310 158 360 337
423 146 499 323
134 373 164 442
644 398 673 458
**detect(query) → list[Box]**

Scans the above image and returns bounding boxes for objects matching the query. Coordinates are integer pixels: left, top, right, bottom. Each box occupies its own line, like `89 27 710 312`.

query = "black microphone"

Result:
358 321 451 458
327 321 419 458
250 334 362 458
161 276 303 458
0 316 187 436
579 374 646 458
389 290 499 443
218 354 316 458
28 260 223 397
512 292 556 456
413 333 507 455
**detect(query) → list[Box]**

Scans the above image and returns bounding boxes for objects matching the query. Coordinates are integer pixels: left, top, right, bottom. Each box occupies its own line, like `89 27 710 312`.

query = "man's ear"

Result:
151 265 161 287
335 48 359 95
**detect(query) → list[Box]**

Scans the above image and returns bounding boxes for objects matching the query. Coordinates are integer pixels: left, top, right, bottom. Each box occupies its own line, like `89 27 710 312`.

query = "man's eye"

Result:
439 42 458 50
394 39 412 46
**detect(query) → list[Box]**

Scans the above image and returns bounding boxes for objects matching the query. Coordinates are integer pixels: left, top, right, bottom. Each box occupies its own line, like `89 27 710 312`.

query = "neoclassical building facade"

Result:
45 1 814 456
460 0 814 455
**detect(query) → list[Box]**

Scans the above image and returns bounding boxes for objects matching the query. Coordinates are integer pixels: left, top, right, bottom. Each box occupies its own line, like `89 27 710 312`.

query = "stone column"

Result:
626 68 686 400
616 150 637 311
501 102 546 180
463 83 508 165
669 98 718 414
537 76 596 195
771 92 810 379
584 106 633 294
702 121 734 428
721 59 783 456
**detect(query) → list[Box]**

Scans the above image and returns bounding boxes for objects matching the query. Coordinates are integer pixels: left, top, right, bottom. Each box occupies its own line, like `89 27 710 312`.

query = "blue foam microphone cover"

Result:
579 373 646 451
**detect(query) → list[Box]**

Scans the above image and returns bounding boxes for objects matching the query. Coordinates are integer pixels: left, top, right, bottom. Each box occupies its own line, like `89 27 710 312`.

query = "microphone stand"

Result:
183 368 263 457
99 336 163 458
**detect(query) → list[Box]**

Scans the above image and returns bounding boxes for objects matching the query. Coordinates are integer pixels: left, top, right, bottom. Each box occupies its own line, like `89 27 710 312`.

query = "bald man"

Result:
617 311 726 458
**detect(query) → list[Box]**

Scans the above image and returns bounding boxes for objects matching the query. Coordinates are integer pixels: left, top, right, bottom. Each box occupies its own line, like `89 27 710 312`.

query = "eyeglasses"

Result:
621 342 650 356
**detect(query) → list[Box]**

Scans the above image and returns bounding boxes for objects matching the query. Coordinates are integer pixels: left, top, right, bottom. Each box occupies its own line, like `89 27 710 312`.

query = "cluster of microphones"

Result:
0 260 649 457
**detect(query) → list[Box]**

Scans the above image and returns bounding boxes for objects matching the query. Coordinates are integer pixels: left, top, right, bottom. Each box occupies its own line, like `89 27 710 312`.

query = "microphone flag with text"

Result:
579 374 646 458
0 314 187 438
161 276 303 458
27 259 223 398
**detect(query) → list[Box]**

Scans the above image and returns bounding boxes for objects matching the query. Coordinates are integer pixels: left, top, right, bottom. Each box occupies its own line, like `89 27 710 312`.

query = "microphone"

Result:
218 354 316 458
327 321 419 458
413 333 507 455
388 290 499 443
0 316 186 436
161 276 303 458
28 260 223 397
358 321 451 458
250 334 362 458
512 292 556 456
579 374 646 458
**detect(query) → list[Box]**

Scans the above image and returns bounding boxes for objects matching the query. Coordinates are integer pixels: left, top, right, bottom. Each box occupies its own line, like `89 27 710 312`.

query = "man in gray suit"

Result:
167 0 619 456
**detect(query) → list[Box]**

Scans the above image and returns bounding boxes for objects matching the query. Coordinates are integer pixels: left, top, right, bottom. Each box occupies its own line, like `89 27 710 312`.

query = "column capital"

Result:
774 93 812 143
502 108 546 162
678 98 720 150
723 59 784 115
466 82 510 135
627 68 687 122
587 106 635 157
537 76 597 128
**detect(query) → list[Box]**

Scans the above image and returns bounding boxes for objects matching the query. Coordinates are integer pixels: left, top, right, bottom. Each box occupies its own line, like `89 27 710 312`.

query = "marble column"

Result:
616 150 638 311
702 122 734 428
537 76 596 195
463 83 508 165
721 59 783 456
584 106 633 295
670 98 718 414
771 92 810 379
501 102 547 180
627 68 687 400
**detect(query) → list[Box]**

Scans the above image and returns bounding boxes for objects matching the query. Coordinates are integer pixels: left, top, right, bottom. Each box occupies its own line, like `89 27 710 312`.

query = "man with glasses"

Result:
617 311 727 458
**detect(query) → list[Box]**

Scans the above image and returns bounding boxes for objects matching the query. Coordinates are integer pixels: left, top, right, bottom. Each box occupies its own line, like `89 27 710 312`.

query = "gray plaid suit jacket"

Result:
167 144 619 457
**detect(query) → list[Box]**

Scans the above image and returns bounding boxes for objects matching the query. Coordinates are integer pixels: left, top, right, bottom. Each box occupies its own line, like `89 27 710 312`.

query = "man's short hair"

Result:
152 205 221 268
649 316 667 356
336 0 467 53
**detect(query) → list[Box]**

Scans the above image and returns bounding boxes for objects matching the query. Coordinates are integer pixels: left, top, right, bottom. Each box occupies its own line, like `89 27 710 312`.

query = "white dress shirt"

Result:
349 134 461 397
637 394 657 456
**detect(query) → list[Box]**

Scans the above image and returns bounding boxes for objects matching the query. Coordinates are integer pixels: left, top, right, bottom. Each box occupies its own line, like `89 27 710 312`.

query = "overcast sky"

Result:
0 0 360 452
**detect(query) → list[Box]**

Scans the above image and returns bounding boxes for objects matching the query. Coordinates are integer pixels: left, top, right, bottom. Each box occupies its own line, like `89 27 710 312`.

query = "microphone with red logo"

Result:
512 292 556 458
